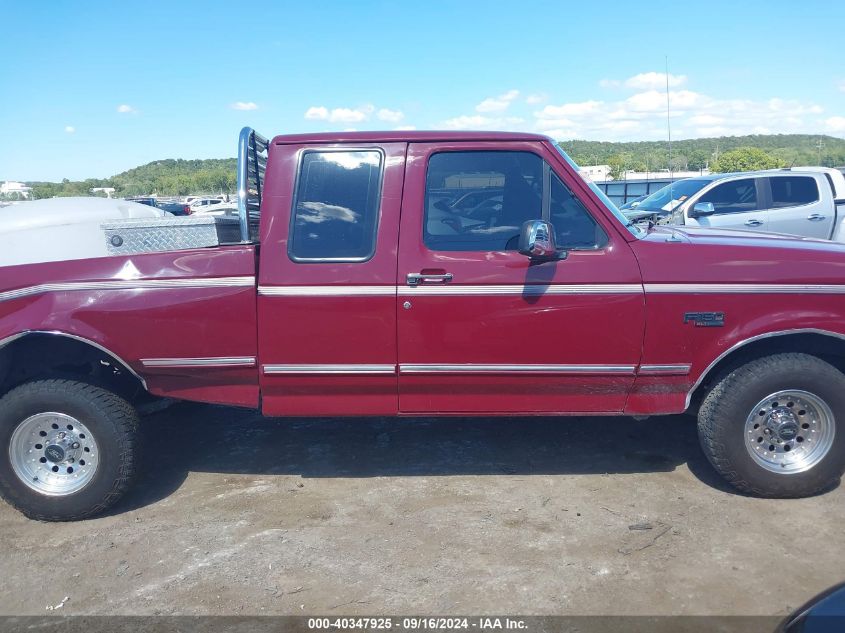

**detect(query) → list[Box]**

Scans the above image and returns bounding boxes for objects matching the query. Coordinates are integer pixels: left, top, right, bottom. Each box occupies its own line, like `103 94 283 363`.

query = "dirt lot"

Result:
0 402 843 616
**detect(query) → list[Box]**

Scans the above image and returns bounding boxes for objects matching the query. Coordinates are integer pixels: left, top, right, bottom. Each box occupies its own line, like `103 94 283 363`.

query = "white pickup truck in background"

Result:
626 167 845 241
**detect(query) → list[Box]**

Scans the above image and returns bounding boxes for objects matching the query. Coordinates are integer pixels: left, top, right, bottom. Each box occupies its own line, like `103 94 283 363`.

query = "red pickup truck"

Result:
2 128 845 521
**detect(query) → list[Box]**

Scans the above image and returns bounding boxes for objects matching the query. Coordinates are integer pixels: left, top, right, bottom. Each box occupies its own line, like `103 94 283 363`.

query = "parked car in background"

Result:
183 196 227 215
192 202 239 218
618 194 649 211
124 196 157 207
624 168 845 240
155 201 189 216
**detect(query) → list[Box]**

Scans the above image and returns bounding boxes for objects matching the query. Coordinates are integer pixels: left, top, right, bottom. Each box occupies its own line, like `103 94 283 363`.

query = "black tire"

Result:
698 353 845 497
0 379 139 521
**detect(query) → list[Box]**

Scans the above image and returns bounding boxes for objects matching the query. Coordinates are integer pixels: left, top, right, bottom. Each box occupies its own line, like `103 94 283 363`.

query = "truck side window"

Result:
769 176 819 208
289 150 383 262
424 151 542 251
424 151 606 252
698 178 759 215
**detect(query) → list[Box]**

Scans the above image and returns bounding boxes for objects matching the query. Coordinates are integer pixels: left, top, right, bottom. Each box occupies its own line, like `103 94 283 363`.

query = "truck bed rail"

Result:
236 127 269 242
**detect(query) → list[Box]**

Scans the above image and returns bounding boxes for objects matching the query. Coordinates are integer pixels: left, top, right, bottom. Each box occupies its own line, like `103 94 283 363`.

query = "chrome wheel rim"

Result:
745 390 835 474
9 412 99 496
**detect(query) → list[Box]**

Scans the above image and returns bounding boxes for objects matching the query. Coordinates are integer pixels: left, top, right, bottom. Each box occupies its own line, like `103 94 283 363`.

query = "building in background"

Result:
1 181 32 199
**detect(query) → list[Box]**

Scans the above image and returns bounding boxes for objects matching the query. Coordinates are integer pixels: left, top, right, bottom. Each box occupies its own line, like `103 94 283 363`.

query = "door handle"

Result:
807 214 826 221
744 219 763 227
407 272 453 286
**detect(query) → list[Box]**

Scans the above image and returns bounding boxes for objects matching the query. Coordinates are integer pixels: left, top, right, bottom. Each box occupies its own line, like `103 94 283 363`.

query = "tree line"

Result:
25 158 237 200
561 134 845 179
15 134 845 200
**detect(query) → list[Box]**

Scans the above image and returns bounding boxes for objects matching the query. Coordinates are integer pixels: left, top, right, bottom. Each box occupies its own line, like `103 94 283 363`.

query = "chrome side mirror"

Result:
690 201 715 218
518 220 566 261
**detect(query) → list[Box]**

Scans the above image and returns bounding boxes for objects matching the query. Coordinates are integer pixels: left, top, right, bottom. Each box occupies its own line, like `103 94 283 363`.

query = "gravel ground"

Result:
0 402 843 616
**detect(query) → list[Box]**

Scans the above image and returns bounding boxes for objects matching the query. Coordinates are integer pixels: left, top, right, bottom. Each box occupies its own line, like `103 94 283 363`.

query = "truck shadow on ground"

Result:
113 402 736 515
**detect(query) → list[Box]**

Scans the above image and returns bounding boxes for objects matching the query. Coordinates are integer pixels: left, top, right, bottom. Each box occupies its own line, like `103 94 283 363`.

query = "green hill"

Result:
27 158 237 199
21 134 845 200
560 134 845 173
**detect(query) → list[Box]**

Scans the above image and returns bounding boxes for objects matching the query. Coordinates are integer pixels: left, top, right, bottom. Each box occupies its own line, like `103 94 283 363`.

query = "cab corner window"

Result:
289 150 383 261
770 176 819 208
424 151 606 252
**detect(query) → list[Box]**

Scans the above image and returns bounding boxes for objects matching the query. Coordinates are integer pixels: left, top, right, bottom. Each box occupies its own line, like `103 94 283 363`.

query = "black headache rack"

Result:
236 127 269 242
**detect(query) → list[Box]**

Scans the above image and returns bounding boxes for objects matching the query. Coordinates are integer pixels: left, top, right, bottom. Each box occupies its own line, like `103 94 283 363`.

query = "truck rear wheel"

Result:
0 379 139 521
698 353 845 497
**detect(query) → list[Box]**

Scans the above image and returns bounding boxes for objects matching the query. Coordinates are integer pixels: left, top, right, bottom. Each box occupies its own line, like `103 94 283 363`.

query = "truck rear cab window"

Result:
769 176 819 208
289 150 383 261
698 178 759 214
424 151 606 252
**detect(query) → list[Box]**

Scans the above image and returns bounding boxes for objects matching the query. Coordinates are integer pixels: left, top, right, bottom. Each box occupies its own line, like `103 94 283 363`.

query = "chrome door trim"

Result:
258 285 395 297
0 330 147 389
399 364 636 375
638 364 691 375
645 283 845 294
401 284 643 296
263 364 397 375
0 277 255 304
141 356 256 368
685 328 845 410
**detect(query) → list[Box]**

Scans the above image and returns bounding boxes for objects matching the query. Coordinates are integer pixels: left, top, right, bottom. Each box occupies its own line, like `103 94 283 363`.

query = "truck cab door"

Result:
396 141 645 414
686 177 768 232
256 142 405 416
763 174 832 239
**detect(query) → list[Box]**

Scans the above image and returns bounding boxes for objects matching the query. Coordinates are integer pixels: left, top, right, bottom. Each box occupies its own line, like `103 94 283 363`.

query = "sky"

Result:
1 0 843 182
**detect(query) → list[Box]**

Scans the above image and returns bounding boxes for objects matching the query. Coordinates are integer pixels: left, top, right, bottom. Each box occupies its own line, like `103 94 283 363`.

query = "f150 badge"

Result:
684 311 725 327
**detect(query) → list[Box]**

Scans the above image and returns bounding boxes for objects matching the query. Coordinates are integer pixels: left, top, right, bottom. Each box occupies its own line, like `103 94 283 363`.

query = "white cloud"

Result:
377 108 404 123
444 115 494 129
826 116 845 132
535 101 602 118
231 101 259 111
624 72 687 90
394 125 417 130
116 104 136 114
625 89 702 112
64 125 75 134
838 80 845 93
305 106 329 120
304 105 374 123
525 93 546 105
443 114 523 130
529 86 833 141
476 90 519 113
688 114 723 126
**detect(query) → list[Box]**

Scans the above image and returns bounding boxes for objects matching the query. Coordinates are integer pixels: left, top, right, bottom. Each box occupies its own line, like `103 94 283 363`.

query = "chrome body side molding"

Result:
638 364 691 375
401 284 643 296
399 364 637 374
0 277 255 304
263 364 396 375
141 357 256 368
258 286 395 297
645 283 845 294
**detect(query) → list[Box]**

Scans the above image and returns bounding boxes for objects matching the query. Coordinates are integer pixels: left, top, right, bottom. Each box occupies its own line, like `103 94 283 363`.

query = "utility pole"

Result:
816 137 825 165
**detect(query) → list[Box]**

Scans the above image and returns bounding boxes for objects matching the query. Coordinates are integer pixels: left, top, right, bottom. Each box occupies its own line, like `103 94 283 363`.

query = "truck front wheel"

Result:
698 353 845 497
0 380 139 521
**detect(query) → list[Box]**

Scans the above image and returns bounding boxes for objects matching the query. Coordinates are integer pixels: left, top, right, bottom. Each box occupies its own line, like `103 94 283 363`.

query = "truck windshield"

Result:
636 179 710 213
551 144 644 238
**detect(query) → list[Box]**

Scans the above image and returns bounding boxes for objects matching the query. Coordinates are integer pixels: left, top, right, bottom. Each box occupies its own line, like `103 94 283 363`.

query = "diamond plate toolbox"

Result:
102 216 241 255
